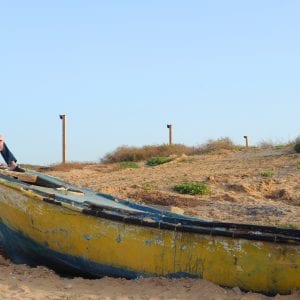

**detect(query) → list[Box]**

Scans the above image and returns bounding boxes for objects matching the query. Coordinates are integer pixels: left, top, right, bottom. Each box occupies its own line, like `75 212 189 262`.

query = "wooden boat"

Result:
0 168 299 294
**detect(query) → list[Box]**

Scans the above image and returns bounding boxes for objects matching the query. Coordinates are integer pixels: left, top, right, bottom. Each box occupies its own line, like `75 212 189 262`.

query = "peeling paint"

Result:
83 234 93 241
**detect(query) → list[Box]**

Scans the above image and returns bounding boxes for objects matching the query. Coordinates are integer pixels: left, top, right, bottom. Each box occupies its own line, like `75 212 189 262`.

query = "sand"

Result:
0 255 299 299
0 147 299 299
48 148 300 227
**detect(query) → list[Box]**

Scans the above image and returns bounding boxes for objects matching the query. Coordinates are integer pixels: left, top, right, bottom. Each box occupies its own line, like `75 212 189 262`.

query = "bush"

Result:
295 141 300 153
101 144 193 163
193 137 237 154
145 157 174 166
142 181 157 191
260 171 274 178
173 182 211 195
101 138 240 164
118 161 139 169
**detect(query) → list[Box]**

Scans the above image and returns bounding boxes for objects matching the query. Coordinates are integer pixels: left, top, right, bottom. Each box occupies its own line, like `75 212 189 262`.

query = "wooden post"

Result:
59 114 67 163
243 135 249 147
167 124 173 145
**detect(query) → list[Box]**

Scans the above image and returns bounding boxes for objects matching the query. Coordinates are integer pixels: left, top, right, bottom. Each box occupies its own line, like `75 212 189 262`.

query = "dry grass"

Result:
101 144 193 163
193 137 239 154
44 162 96 172
101 138 239 163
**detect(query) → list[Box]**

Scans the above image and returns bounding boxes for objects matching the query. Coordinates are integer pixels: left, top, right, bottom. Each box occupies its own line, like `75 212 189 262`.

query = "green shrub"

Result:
173 182 211 195
260 171 274 177
295 141 300 153
142 181 157 191
274 144 286 149
145 157 174 166
118 161 139 169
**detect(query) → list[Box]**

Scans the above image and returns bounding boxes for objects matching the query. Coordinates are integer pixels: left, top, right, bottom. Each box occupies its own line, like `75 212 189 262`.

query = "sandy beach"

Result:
0 254 299 299
0 147 299 299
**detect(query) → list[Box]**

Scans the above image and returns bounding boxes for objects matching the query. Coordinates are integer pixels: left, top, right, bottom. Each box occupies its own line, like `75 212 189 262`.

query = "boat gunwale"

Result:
80 205 300 245
1 173 300 245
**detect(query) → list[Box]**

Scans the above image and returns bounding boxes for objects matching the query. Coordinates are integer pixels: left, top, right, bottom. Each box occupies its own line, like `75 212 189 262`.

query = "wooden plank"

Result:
0 169 37 183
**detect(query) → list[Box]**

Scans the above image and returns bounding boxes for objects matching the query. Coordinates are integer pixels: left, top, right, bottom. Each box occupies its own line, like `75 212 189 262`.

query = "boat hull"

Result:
0 180 300 294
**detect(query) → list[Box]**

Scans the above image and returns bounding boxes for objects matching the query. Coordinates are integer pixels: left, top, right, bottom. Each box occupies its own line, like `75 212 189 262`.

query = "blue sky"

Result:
1 1 299 165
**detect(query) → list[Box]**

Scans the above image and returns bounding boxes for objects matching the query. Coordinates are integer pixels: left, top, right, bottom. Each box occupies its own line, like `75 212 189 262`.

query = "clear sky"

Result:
1 1 299 165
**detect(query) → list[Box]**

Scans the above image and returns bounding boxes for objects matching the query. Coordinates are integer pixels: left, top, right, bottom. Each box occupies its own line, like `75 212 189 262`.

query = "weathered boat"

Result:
0 168 299 294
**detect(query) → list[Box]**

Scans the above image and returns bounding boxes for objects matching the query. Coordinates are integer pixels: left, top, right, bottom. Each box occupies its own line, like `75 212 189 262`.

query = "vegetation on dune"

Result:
142 181 157 191
32 136 297 172
101 144 193 163
145 157 174 166
45 162 95 172
101 138 238 164
118 161 140 169
260 171 274 178
178 157 197 163
258 140 289 149
294 139 300 153
195 137 238 153
173 182 211 195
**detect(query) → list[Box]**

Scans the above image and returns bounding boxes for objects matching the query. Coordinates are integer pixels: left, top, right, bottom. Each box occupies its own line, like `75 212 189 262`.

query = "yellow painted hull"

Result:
0 178 299 294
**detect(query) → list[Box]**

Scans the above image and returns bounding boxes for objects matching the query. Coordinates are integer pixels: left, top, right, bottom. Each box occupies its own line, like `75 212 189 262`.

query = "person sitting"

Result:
0 135 25 172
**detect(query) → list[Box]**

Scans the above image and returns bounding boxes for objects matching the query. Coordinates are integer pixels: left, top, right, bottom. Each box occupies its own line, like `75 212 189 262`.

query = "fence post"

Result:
243 135 249 147
167 124 173 145
59 114 67 163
